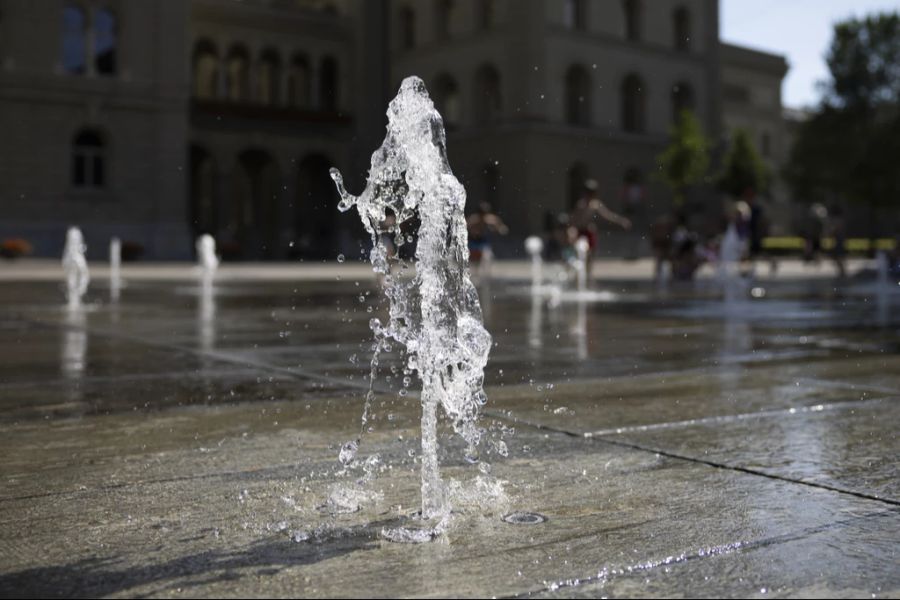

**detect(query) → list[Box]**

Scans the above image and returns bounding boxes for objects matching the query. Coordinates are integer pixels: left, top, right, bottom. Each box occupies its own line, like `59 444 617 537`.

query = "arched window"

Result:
621 73 645 133
623 0 642 41
671 82 694 122
673 6 691 52
478 0 495 30
435 0 453 41
563 0 587 31
62 4 87 74
257 49 281 106
94 8 116 75
193 40 219 100
399 5 416 49
474 64 501 126
72 129 106 188
287 54 312 109
567 163 589 207
319 56 338 111
565 65 591 126
433 73 461 129
225 46 250 103
233 149 281 259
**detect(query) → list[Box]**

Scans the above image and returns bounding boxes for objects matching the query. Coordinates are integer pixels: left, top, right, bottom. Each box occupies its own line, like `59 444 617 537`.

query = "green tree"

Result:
785 11 900 234
717 128 769 198
656 109 710 206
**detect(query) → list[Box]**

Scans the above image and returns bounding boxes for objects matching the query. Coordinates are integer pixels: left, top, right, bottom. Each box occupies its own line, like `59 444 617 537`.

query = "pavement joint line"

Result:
19 315 393 397
785 376 900 397
0 368 266 391
486 410 900 509
508 507 900 599
582 396 893 437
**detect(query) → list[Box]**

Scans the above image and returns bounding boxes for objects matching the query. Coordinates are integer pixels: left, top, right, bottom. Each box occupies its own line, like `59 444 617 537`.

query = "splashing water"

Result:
196 235 219 278
330 76 492 521
62 227 89 308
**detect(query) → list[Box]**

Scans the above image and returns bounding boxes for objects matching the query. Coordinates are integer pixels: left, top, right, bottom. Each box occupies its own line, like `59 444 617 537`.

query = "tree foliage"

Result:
717 128 769 198
656 109 710 206
785 12 900 208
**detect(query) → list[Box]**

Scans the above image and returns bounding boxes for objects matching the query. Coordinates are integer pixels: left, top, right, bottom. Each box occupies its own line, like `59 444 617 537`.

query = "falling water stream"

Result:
330 76 493 538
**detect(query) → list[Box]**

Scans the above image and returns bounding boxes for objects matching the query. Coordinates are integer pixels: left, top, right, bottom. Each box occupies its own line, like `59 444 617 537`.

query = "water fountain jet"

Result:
525 236 544 294
574 237 590 294
62 227 89 308
196 235 218 289
719 223 744 307
109 237 121 301
330 76 492 526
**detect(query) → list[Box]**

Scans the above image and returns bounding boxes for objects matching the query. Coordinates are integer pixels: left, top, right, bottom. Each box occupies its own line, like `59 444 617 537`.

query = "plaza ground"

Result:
0 259 897 597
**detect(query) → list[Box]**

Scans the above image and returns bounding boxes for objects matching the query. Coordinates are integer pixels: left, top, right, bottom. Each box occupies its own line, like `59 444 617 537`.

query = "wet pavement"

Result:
0 263 897 598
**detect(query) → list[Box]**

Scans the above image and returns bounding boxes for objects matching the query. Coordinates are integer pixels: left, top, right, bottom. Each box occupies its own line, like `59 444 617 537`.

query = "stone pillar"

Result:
217 56 227 99
311 57 321 110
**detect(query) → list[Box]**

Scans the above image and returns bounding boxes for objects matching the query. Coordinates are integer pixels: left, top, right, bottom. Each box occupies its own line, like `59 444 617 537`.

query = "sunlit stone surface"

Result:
0 263 897 597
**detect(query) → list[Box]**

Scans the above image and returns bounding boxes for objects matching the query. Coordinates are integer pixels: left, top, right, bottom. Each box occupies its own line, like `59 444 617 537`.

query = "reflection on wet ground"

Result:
0 271 897 598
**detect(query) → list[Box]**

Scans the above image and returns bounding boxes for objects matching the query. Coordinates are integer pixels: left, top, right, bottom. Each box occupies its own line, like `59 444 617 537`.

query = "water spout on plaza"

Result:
574 237 589 294
109 237 121 302
62 227 89 309
525 236 544 294
196 234 218 290
330 76 492 529
719 223 743 307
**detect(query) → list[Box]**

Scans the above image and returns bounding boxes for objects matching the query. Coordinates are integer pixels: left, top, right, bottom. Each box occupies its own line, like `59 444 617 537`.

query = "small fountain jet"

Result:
331 76 492 529
62 227 89 308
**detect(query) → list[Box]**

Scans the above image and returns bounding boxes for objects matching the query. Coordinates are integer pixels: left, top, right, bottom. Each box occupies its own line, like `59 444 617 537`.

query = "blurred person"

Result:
803 203 828 263
570 179 631 285
620 176 646 260
649 212 675 282
670 212 704 281
467 202 508 276
888 235 900 278
742 187 774 275
544 211 569 262
827 204 847 278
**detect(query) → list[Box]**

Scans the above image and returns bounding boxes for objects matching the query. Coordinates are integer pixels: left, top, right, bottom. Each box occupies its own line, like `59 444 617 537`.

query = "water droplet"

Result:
338 440 359 466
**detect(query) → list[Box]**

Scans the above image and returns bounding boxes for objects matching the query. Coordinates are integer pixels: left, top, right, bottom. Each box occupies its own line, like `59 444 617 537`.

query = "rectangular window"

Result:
73 155 86 185
93 155 104 186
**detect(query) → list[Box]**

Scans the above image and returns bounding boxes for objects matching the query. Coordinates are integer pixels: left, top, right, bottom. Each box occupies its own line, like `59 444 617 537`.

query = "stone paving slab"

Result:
0 276 897 598
609 398 900 503
488 362 894 437
1 415 895 598
535 507 900 599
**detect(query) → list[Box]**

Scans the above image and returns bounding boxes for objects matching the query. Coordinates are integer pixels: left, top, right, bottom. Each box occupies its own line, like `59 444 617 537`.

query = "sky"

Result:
721 0 899 109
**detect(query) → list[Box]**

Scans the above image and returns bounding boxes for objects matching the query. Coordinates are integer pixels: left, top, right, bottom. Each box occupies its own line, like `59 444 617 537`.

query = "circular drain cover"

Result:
502 511 547 525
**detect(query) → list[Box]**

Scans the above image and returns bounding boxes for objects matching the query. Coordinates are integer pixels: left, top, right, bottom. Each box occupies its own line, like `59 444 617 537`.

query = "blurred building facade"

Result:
394 0 725 255
720 42 790 233
0 0 791 259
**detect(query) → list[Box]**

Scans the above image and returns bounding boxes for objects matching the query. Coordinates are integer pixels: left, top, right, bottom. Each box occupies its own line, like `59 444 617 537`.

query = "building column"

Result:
310 58 321 110
280 60 291 108
215 156 236 240
217 57 227 99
